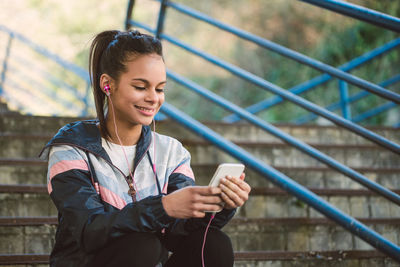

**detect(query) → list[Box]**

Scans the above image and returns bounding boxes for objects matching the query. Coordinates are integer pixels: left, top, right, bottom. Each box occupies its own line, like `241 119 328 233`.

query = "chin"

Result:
138 118 155 126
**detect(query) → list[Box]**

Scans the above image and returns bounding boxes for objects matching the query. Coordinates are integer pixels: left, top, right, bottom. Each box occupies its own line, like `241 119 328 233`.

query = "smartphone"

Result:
206 163 245 213
209 163 245 187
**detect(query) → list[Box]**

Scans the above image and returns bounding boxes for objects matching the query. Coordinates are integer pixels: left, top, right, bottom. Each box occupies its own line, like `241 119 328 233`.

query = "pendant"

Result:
128 183 136 202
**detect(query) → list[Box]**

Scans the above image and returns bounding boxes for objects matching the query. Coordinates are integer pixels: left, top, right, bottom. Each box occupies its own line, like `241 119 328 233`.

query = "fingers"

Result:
193 186 222 195
220 182 246 207
221 176 251 194
219 175 251 208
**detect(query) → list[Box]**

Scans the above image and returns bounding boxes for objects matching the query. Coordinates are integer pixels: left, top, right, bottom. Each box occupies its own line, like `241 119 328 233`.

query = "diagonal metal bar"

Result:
299 0 400 32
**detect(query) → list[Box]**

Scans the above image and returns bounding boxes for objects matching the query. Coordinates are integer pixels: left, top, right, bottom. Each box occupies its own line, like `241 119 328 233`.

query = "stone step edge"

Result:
2 184 400 197
1 158 399 173
0 250 387 264
1 114 398 131
0 133 391 150
1 217 399 227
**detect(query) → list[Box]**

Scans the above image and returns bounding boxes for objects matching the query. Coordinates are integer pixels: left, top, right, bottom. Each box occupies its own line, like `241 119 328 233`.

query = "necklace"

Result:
127 180 136 202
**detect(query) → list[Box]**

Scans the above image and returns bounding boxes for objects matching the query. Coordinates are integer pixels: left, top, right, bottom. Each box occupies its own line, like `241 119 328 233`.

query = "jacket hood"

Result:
39 119 152 168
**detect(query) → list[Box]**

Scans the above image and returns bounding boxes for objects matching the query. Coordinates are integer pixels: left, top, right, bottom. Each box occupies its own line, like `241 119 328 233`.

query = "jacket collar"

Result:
40 119 152 166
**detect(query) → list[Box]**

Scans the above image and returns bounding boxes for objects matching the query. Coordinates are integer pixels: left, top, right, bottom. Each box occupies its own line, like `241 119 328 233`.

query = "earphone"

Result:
104 84 111 96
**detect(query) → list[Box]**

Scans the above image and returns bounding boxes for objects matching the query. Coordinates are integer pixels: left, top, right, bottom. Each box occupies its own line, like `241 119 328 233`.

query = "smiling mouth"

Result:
135 105 155 114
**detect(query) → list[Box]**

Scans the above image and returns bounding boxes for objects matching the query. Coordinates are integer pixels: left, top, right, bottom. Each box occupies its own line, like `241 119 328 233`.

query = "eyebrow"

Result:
131 78 167 86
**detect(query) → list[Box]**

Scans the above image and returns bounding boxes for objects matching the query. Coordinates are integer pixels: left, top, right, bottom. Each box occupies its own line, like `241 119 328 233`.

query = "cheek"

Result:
158 94 165 105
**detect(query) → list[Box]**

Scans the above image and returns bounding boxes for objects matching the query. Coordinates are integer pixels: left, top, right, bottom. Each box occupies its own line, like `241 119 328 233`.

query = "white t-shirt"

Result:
101 138 136 176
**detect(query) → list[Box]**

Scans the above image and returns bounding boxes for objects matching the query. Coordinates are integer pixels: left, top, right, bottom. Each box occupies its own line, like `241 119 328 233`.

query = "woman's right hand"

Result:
161 186 223 218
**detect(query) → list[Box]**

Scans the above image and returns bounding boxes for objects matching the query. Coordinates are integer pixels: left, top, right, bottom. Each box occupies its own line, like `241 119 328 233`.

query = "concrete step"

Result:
1 133 399 169
1 115 399 146
0 250 395 267
2 184 400 219
0 185 56 217
1 217 399 254
224 217 400 253
240 188 400 219
1 158 399 190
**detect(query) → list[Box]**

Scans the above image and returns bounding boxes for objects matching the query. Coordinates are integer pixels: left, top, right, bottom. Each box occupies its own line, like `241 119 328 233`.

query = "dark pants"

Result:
89 227 234 267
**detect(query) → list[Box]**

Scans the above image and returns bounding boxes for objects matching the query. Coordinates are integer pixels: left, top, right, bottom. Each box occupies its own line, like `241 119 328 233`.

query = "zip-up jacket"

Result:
39 119 236 266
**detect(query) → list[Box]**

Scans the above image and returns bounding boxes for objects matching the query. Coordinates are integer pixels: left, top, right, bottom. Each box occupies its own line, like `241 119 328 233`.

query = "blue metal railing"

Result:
0 25 91 116
126 0 400 261
224 38 400 123
294 75 400 124
127 14 400 155
300 0 400 32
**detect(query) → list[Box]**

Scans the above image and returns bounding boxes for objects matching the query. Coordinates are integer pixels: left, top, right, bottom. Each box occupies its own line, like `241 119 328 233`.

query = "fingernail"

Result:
221 178 226 183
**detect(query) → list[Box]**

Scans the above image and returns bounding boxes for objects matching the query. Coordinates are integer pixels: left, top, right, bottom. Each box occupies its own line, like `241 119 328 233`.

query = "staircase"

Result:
1 106 399 266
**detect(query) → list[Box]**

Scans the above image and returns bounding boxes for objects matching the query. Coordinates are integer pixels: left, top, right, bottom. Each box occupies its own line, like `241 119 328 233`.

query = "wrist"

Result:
161 195 172 217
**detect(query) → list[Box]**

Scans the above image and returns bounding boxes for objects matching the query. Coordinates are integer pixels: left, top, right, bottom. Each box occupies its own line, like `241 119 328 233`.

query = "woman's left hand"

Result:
218 173 251 209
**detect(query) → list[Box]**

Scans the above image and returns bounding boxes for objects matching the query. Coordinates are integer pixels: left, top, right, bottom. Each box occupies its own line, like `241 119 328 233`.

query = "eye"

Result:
134 86 146 91
156 88 165 93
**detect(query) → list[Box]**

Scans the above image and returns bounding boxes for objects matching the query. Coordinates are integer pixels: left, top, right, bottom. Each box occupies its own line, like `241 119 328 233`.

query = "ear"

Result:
100 74 114 96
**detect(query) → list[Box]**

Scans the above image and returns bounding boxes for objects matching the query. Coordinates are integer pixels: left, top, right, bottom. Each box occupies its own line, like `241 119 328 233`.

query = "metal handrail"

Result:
0 25 91 116
294 75 400 124
223 38 400 123
299 0 400 32
353 102 397 123
128 20 400 154
0 25 89 82
167 69 400 205
160 1 400 104
161 102 400 262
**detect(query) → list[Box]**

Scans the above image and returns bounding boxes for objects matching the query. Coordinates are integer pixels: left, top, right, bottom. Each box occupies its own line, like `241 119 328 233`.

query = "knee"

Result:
114 232 165 265
203 228 234 266
126 232 163 254
205 228 233 252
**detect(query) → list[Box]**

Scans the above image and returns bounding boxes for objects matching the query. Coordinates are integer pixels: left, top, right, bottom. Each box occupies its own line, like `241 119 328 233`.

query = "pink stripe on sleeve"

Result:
173 164 195 180
99 185 127 210
49 159 89 179
48 159 89 194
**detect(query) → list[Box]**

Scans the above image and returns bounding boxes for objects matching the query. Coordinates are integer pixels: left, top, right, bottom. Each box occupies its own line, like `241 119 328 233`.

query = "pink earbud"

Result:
104 84 110 96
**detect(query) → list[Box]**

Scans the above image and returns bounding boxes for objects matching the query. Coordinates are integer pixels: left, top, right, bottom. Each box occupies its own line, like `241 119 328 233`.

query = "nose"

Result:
145 88 158 103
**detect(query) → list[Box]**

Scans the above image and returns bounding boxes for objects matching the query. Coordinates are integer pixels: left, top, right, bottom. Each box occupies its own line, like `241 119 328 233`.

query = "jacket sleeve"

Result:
165 144 236 234
47 145 175 253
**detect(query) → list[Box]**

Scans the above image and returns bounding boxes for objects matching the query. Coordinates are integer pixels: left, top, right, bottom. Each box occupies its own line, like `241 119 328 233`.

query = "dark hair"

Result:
88 29 163 139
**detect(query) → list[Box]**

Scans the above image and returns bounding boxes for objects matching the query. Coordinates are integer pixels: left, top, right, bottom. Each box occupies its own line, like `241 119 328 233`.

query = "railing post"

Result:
125 0 135 30
0 32 13 96
155 0 168 39
338 80 351 120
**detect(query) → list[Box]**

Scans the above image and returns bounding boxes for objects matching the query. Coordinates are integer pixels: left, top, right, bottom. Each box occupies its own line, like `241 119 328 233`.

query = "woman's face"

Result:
110 53 166 127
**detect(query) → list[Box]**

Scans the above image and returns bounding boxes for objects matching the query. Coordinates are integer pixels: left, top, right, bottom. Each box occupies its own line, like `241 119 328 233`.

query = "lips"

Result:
135 105 156 116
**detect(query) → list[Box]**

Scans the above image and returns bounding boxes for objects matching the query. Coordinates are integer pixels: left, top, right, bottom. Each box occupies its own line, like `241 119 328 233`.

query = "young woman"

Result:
40 30 251 267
